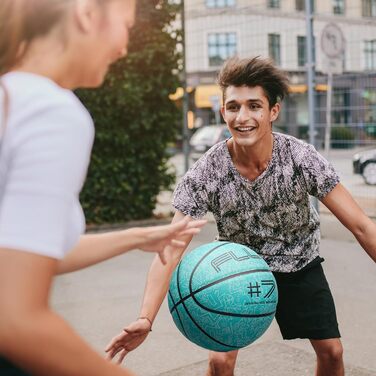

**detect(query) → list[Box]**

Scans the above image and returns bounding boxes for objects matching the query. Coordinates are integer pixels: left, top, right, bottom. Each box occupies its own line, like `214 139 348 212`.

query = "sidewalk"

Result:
159 342 374 376
52 216 376 376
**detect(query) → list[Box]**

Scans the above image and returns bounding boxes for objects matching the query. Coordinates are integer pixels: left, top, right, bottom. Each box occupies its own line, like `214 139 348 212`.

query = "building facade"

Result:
184 0 376 144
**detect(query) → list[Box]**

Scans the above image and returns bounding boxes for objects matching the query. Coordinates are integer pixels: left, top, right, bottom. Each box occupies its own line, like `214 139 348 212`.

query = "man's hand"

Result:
105 318 152 364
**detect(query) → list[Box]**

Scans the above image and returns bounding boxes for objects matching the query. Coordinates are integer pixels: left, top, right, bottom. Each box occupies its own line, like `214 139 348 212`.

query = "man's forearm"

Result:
139 211 193 322
139 251 181 322
353 218 376 263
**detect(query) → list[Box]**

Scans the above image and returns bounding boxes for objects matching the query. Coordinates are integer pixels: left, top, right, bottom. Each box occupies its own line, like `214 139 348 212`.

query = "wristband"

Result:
138 316 153 331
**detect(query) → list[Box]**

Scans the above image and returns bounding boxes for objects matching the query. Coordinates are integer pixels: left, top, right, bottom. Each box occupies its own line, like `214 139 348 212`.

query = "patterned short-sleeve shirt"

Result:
173 132 340 273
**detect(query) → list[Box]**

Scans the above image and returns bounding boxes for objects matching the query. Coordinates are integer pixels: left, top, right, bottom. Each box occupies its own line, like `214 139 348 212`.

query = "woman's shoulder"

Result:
3 72 91 123
2 72 93 140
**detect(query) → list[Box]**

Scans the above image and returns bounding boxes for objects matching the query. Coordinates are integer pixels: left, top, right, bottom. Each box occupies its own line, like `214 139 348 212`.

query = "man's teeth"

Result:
237 127 254 132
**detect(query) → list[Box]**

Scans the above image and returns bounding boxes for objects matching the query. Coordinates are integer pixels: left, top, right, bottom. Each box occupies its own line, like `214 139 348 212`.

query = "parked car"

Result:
189 124 231 161
353 148 376 185
189 124 286 161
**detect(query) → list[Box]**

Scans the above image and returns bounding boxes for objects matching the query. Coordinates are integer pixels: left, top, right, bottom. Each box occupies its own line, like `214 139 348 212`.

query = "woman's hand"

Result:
105 318 152 364
138 216 206 264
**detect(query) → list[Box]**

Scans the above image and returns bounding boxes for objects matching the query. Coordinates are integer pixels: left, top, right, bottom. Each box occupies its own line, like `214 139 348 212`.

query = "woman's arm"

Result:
57 216 206 274
105 211 194 363
0 248 135 376
321 183 376 262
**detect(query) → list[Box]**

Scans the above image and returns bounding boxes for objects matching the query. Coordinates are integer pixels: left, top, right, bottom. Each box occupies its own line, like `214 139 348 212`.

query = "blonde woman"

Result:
0 1 206 375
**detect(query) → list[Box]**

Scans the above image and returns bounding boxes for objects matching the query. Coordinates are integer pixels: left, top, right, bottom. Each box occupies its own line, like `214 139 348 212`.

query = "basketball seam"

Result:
168 290 188 338
175 243 238 350
169 268 272 314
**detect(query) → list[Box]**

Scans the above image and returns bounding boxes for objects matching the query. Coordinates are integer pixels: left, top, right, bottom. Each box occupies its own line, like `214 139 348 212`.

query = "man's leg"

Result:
206 350 238 376
310 338 344 376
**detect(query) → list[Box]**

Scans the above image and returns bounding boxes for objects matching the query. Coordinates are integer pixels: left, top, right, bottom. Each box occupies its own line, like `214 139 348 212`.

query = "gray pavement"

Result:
51 216 376 376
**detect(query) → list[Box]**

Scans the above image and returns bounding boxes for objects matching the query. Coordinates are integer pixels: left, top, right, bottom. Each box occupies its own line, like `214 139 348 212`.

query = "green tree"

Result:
77 0 181 224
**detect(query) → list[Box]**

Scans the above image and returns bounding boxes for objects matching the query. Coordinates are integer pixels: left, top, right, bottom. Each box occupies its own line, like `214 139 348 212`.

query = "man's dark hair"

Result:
217 56 290 108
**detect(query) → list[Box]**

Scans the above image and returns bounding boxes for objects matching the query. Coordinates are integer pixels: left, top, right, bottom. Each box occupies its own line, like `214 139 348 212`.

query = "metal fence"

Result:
181 0 376 216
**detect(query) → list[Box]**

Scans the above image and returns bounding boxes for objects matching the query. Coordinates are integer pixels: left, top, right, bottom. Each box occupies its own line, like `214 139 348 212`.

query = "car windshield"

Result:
190 127 219 144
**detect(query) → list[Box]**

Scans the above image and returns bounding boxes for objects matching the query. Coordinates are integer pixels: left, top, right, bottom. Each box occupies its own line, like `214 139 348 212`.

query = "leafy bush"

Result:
76 0 181 224
330 126 355 149
364 124 376 138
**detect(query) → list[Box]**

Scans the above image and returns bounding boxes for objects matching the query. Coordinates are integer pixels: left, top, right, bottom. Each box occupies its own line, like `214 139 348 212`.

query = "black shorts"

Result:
0 357 30 376
273 258 340 340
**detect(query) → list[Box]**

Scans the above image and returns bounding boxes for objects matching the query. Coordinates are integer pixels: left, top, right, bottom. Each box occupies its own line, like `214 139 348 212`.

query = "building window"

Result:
296 0 315 11
365 40 376 70
332 90 350 124
208 33 237 67
206 0 235 8
297 36 316 68
297 36 306 67
362 0 376 17
333 0 345 14
362 89 376 130
268 0 280 8
268 33 281 65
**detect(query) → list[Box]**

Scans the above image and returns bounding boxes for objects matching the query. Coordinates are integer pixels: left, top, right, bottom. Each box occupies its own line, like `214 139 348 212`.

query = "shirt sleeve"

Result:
173 166 210 219
0 102 94 259
300 143 340 199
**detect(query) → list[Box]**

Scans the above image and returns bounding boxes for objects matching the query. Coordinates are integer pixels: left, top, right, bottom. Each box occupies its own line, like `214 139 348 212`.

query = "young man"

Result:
107 57 376 375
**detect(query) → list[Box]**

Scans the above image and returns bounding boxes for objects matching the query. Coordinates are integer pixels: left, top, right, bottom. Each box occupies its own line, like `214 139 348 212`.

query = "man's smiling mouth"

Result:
235 126 257 133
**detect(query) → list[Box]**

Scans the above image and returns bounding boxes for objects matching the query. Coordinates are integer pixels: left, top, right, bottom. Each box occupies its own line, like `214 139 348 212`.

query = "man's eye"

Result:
227 105 238 111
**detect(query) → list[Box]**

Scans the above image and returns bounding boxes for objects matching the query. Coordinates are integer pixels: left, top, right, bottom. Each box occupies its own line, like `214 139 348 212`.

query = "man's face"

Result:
221 85 280 148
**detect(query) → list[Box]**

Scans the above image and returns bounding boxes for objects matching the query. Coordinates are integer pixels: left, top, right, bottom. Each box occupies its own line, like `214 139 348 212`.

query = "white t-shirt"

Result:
0 72 94 259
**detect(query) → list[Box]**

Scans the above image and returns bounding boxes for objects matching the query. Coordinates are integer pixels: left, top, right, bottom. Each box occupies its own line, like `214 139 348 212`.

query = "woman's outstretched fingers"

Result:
170 239 186 247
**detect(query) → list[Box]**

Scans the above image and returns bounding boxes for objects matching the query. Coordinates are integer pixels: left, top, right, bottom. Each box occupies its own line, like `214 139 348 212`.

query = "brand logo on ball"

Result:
211 247 261 272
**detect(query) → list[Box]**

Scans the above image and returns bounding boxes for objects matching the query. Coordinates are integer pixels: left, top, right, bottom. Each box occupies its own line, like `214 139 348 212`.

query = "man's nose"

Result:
236 105 250 123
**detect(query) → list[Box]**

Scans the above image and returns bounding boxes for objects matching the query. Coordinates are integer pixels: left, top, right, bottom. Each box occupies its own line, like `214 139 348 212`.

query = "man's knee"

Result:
311 339 344 363
208 350 238 376
322 343 343 363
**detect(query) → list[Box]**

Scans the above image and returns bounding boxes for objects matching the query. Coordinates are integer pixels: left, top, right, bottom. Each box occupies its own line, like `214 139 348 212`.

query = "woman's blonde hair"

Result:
0 0 74 74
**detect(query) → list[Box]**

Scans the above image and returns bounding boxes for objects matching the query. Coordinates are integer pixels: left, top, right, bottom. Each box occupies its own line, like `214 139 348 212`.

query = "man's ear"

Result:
220 106 226 119
270 102 280 122
74 0 97 33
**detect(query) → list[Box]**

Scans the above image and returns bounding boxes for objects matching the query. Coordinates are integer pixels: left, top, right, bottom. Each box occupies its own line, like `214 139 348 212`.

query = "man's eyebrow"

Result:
225 99 264 105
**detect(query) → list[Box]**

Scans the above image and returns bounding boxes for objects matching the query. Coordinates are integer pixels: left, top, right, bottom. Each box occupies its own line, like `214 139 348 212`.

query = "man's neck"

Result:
232 133 273 167
228 132 274 181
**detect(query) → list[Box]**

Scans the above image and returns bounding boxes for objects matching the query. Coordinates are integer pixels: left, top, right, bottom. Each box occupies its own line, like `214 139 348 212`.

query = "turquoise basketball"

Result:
168 241 278 352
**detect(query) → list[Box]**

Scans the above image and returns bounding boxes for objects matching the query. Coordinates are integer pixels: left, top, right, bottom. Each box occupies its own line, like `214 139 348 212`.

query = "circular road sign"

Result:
321 23 345 58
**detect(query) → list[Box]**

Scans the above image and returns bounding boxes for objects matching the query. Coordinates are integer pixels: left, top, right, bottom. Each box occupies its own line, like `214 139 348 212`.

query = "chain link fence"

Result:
180 0 376 216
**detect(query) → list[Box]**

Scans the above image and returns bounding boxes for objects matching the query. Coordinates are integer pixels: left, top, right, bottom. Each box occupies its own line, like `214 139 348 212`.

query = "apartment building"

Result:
184 0 376 139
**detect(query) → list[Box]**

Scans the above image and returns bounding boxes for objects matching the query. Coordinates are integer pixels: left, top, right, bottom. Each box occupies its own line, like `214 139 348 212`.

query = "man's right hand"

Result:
105 318 152 364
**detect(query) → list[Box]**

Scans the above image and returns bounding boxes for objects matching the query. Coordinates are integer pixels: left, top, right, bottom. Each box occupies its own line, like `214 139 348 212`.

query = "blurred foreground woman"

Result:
0 1 205 375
